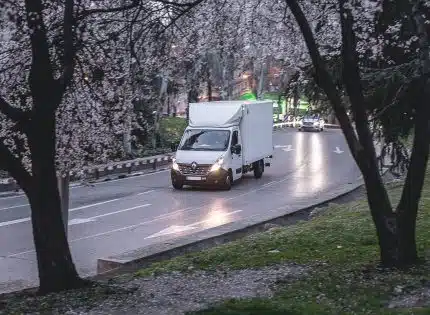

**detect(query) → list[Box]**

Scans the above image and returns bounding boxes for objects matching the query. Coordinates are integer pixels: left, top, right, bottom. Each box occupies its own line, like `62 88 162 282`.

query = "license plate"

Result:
186 176 202 181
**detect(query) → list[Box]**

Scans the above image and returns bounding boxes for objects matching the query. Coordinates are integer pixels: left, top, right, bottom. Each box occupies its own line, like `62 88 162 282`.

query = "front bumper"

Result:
171 168 229 187
300 124 321 131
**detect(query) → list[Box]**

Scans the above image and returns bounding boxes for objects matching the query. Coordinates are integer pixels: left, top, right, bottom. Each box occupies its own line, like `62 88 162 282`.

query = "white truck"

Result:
171 101 274 190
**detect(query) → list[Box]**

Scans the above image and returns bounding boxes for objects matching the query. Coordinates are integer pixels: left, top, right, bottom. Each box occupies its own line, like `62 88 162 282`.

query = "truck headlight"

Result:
172 158 180 171
210 158 224 172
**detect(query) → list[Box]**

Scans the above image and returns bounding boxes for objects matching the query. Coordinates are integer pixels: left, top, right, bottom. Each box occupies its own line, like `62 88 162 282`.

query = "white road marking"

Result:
0 198 121 228
69 198 121 212
0 217 31 227
69 204 151 226
83 204 151 220
262 181 277 188
7 249 34 258
334 147 344 154
282 145 293 152
137 190 155 196
145 225 197 239
69 218 96 226
145 210 243 239
187 210 243 228
0 204 28 212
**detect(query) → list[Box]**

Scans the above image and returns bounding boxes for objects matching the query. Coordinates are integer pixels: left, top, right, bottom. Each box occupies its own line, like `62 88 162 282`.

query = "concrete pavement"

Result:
0 128 360 293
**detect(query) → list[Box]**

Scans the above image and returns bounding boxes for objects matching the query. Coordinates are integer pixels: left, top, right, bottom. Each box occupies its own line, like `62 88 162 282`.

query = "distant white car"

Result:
298 114 325 132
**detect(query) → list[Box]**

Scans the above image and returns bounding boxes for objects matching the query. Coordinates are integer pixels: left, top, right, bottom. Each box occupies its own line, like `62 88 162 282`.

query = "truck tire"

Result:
253 160 264 179
172 179 183 190
223 170 233 190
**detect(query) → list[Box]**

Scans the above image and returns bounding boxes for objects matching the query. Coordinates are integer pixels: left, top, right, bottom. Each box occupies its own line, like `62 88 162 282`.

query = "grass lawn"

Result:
134 169 430 314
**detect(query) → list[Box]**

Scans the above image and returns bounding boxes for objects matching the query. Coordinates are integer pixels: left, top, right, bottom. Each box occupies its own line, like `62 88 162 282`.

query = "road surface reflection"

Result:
293 132 326 196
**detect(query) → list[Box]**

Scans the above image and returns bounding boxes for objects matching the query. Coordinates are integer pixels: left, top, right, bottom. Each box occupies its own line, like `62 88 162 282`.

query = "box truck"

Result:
171 101 274 190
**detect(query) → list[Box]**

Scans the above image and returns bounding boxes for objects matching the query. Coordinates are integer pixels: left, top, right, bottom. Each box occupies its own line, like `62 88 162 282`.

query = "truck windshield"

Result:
178 129 231 151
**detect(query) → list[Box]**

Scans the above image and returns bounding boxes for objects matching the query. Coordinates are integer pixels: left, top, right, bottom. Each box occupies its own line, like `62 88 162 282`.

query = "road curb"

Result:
96 176 363 276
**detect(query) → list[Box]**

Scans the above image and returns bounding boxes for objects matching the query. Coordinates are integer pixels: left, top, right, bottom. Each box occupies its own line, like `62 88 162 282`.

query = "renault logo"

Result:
191 162 197 170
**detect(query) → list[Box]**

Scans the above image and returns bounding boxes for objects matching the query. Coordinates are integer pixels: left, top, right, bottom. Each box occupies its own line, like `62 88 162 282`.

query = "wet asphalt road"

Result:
0 128 361 292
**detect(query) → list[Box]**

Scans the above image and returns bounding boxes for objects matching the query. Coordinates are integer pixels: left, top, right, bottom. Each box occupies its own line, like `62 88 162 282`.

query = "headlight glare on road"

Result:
210 158 224 172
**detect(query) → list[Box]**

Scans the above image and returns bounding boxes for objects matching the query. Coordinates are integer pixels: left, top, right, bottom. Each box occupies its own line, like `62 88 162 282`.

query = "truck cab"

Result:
171 127 242 190
171 101 273 190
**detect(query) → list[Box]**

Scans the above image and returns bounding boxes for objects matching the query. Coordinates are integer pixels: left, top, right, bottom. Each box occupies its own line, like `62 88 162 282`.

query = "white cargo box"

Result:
188 101 273 165
188 101 244 128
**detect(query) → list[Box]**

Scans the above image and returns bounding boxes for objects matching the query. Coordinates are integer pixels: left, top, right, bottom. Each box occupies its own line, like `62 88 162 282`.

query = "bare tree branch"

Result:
0 142 32 195
154 0 205 7
79 0 140 19
156 1 204 36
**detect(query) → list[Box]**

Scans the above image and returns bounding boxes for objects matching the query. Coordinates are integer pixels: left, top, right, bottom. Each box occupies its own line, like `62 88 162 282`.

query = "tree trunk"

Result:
361 166 399 266
28 113 83 293
286 0 430 269
293 86 299 117
285 0 412 269
167 96 171 116
207 72 212 102
396 79 430 266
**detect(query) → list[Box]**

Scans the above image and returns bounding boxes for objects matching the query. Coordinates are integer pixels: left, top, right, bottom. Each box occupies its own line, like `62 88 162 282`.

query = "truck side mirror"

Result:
232 144 241 155
171 141 180 152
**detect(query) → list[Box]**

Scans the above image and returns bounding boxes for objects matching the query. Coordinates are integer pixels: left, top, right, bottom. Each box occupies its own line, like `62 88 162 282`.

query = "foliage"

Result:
0 0 209 293
158 117 188 150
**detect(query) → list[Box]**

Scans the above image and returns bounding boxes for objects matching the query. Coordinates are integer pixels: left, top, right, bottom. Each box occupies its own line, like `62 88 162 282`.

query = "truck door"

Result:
230 129 243 181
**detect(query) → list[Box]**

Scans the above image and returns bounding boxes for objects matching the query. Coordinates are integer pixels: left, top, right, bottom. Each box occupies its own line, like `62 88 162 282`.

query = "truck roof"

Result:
188 101 272 128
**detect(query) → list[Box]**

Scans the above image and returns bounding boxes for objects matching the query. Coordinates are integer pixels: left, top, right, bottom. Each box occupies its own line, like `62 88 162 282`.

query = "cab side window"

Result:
231 131 238 146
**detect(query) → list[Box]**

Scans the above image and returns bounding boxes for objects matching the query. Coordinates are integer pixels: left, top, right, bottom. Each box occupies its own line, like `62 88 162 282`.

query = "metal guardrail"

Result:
69 154 174 182
0 122 341 193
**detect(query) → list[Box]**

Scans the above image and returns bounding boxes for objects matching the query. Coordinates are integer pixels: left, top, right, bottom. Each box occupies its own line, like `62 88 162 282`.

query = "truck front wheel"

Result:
253 160 264 179
223 170 233 190
172 179 184 190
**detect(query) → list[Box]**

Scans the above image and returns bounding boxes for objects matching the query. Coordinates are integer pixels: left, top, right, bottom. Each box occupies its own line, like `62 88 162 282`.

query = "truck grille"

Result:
178 164 210 175
303 121 313 126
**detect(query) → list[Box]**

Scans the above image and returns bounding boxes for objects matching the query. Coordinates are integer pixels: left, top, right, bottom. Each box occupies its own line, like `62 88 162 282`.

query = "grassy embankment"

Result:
135 168 430 314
